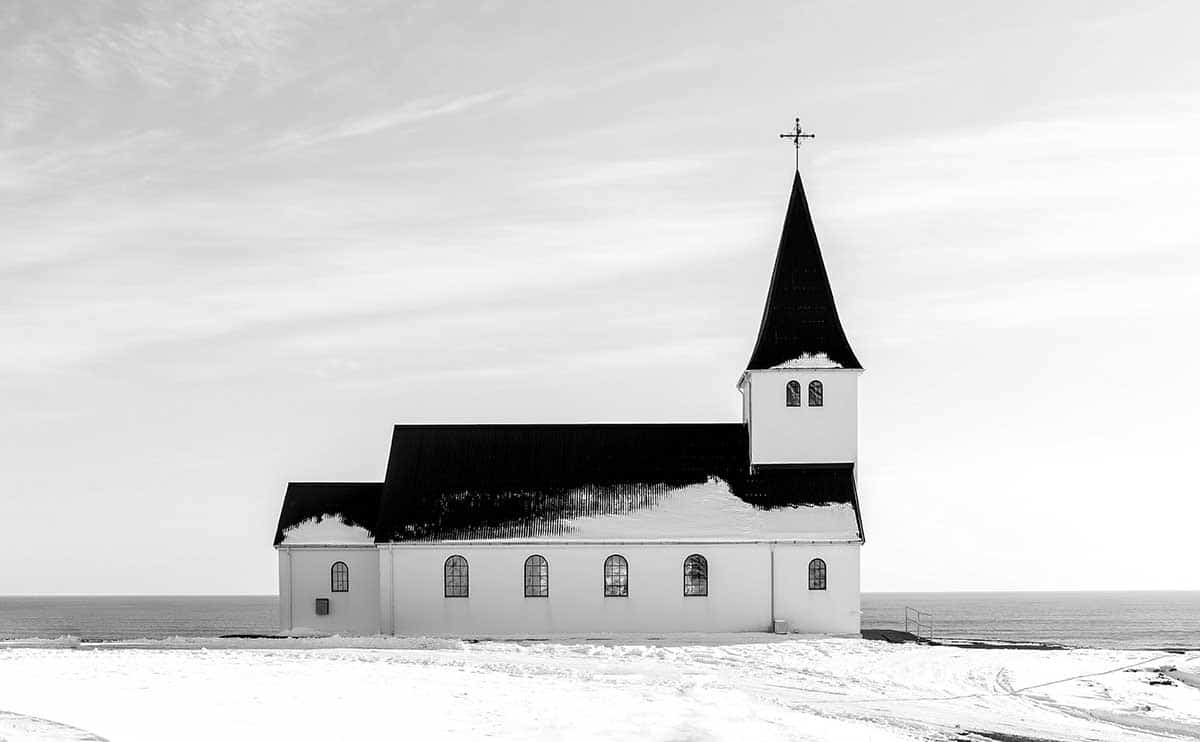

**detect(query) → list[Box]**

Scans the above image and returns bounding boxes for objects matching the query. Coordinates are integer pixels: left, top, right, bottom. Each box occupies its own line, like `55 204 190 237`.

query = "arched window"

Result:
604 554 628 597
786 380 803 407
808 558 827 591
330 561 349 592
444 555 469 598
524 555 549 598
683 554 708 597
808 380 823 407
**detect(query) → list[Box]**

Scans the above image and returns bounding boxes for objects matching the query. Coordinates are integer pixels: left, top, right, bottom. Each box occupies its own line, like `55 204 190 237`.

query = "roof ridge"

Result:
389 422 746 429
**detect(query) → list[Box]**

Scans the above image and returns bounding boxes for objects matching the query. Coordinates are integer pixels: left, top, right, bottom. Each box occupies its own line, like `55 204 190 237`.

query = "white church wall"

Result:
384 543 773 636
772 542 861 635
279 546 380 635
745 369 859 465
277 548 292 632
380 542 860 637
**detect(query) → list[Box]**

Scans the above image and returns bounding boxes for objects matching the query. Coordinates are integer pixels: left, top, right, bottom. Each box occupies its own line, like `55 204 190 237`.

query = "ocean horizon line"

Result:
4 588 1199 598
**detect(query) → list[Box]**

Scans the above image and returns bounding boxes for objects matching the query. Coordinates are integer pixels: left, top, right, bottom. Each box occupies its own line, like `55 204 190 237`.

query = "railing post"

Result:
903 606 934 644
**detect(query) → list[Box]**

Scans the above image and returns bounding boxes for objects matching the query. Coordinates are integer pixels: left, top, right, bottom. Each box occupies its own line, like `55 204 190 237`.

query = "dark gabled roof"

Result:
372 424 861 542
272 482 382 546
746 171 862 370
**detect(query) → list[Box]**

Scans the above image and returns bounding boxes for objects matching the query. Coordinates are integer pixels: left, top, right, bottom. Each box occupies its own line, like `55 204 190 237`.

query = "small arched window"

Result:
808 380 823 407
604 554 629 597
683 554 708 597
808 558 827 591
444 555 469 598
330 561 349 592
786 380 803 407
524 555 549 598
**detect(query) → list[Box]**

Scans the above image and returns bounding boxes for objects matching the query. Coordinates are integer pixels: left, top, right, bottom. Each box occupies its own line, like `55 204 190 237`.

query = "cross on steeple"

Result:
778 118 815 171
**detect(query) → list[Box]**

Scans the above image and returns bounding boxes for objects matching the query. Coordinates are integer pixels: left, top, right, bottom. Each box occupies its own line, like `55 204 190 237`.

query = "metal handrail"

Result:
904 606 934 643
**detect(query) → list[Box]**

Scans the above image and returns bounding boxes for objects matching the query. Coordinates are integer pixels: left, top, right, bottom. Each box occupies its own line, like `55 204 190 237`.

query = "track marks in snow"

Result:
0 639 1196 741
0 709 108 742
402 639 1200 739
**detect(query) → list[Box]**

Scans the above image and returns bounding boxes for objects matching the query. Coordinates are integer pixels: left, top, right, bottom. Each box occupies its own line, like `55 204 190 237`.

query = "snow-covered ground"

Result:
0 636 1196 741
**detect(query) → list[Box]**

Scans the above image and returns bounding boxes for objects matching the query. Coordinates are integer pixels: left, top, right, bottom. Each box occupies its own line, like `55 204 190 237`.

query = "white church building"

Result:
273 169 867 637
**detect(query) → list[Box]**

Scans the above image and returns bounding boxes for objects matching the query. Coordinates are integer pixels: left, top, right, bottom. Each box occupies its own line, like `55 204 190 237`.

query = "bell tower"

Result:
739 169 862 466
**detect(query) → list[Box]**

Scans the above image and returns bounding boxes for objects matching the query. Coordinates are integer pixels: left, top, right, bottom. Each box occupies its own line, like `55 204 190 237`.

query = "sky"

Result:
2 0 1198 595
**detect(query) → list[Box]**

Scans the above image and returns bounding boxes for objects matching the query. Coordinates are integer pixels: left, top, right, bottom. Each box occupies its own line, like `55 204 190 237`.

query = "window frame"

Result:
808 380 824 407
603 554 629 597
314 597 330 616
524 554 549 598
808 558 827 591
330 561 349 593
683 554 708 597
444 555 469 598
786 380 803 407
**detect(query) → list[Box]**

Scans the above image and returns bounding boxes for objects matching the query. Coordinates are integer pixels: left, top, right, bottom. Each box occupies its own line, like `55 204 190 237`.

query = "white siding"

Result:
277 548 292 631
746 369 860 465
772 542 861 634
379 542 859 637
379 542 394 635
279 546 380 635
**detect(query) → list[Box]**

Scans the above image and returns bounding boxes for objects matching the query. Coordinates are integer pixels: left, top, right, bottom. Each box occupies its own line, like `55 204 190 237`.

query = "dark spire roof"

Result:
746 171 861 370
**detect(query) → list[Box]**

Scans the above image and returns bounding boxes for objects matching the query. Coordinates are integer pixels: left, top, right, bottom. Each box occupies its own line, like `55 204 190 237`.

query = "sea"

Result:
0 592 1197 648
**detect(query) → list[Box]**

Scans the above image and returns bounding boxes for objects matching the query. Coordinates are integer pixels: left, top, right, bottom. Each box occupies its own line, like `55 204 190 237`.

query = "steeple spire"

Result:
745 171 862 370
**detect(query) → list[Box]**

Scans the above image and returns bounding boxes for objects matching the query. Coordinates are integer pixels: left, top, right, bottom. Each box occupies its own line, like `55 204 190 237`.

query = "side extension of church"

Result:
273 170 867 636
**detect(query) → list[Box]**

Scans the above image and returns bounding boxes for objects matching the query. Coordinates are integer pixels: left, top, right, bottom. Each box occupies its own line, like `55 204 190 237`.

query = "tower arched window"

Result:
330 561 349 592
604 555 628 597
444 555 469 598
808 380 823 407
786 380 803 407
683 554 708 597
524 555 549 597
808 558 827 591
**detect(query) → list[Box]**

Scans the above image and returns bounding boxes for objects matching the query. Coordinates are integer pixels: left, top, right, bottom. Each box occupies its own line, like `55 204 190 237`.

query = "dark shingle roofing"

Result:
272 482 382 546
370 424 860 542
274 426 862 545
746 171 862 370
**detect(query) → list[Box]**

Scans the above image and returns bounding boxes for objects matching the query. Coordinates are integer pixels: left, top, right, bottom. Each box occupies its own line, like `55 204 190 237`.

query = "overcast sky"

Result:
2 0 1198 595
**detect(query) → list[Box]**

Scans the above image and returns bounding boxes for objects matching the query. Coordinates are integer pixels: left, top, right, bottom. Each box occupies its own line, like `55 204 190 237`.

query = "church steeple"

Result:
746 171 861 370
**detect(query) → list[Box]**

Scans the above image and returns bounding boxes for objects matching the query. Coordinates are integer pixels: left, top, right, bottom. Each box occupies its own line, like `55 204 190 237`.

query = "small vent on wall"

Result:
315 598 330 616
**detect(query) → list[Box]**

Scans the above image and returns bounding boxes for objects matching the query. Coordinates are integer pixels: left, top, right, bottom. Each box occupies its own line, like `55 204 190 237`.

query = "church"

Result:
273 166 867 637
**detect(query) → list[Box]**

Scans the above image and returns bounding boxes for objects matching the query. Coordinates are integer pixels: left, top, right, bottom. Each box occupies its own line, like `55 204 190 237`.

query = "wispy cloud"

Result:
816 101 1200 265
0 0 347 137
264 89 508 151
536 157 715 189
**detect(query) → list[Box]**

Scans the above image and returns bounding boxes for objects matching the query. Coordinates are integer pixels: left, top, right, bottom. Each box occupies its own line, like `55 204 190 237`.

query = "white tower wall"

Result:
741 368 860 466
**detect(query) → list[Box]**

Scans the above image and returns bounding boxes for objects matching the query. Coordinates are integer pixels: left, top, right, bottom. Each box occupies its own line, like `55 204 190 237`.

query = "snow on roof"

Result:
273 483 381 546
746 171 862 371
275 425 864 545
770 352 844 370
373 424 863 543
280 514 374 545
449 479 860 542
